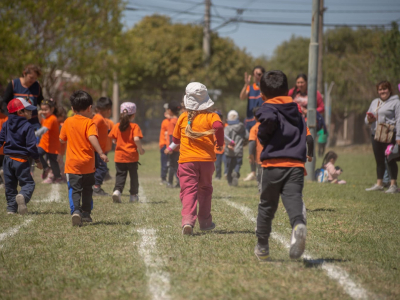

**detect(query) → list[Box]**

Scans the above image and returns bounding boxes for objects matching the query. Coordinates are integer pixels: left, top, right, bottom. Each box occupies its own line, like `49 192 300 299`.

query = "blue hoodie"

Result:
255 96 307 162
0 114 39 160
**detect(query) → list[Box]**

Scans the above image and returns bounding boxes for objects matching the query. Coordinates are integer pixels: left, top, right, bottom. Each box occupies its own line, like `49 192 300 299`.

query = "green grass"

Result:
0 144 399 299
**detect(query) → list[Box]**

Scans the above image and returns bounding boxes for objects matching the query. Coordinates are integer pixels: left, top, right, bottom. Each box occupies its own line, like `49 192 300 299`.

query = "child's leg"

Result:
215 154 222 178
223 153 227 176
67 173 83 214
160 146 168 181
37 147 50 170
226 156 234 184
257 164 262 193
114 163 128 193
168 152 179 185
256 167 285 244
197 162 215 229
47 153 62 179
16 160 35 204
234 156 243 178
280 168 306 228
127 162 139 195
3 157 18 213
178 162 200 227
81 173 95 213
94 152 108 187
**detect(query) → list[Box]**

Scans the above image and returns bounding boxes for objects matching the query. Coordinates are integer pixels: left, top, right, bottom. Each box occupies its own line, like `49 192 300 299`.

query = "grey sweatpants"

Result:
256 167 306 243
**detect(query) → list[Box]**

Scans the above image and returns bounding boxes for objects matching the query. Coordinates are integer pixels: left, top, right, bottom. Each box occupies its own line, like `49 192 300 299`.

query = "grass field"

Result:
0 144 399 300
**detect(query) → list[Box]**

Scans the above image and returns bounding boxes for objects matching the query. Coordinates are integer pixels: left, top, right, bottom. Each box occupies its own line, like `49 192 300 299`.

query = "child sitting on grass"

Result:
166 82 224 235
254 70 314 261
109 102 145 203
0 98 43 215
59 91 108 226
322 151 346 184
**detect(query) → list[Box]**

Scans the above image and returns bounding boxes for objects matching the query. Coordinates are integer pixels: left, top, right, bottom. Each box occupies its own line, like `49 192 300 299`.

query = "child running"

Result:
59 91 108 226
0 98 43 215
166 82 224 235
104 117 115 181
254 70 314 261
110 102 145 203
92 97 113 196
322 151 346 184
37 99 62 183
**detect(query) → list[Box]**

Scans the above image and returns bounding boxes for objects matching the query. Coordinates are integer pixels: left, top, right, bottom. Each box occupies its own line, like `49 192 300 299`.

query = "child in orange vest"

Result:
109 102 145 203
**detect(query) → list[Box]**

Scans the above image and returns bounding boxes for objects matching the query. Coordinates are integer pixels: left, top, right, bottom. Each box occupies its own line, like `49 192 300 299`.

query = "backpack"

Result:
315 168 329 183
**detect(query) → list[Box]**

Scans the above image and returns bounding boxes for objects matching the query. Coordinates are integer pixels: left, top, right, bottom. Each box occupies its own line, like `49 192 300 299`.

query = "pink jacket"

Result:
288 88 325 114
324 162 342 181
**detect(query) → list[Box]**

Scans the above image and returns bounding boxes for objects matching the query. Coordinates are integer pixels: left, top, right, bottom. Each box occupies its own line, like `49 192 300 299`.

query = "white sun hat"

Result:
183 82 214 111
227 110 239 125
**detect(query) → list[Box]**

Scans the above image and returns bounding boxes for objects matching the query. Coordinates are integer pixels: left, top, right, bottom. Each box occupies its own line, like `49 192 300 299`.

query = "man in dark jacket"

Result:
0 98 43 215
254 70 313 261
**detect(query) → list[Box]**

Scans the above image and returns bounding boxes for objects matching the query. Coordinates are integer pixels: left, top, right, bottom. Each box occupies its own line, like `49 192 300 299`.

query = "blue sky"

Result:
123 0 400 58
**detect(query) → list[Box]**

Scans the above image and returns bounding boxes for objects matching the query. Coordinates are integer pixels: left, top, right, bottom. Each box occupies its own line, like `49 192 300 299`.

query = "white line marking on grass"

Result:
0 219 33 249
139 185 148 203
33 184 61 203
223 199 371 300
137 228 171 300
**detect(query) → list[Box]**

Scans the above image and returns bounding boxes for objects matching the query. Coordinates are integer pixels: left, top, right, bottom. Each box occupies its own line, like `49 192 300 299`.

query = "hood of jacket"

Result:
7 114 30 133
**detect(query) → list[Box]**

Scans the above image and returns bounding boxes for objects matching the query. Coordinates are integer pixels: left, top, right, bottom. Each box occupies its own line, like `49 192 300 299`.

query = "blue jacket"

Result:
0 114 39 160
256 96 307 162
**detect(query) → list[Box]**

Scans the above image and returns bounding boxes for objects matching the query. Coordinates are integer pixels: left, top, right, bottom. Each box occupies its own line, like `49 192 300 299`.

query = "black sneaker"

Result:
82 211 93 223
254 243 270 262
104 172 112 182
93 186 109 196
200 222 216 231
16 194 28 215
166 183 174 188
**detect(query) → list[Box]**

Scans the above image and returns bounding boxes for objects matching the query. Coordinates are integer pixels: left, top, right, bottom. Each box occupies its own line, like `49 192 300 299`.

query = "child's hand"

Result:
36 162 43 170
100 153 109 162
228 144 235 150
164 148 172 155
249 154 255 164
244 72 251 85
215 145 223 152
139 148 145 155
307 156 313 162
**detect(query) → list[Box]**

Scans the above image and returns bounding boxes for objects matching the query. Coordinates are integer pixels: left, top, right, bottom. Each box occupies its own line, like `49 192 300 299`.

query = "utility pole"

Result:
203 0 211 66
317 0 324 93
305 0 320 181
112 72 119 124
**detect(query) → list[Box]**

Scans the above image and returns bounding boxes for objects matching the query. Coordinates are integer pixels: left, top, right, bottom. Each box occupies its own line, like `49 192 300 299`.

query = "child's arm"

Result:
134 136 145 155
213 121 224 151
0 123 6 146
26 127 43 170
248 140 256 164
35 126 48 138
306 127 314 162
88 135 109 162
256 108 278 146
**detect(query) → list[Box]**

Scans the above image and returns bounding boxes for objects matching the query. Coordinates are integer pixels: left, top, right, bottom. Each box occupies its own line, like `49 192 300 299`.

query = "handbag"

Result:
374 100 395 143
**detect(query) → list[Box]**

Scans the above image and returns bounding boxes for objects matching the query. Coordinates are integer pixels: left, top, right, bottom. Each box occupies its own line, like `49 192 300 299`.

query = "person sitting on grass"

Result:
59 91 108 226
165 82 224 235
321 151 346 184
254 70 314 261
0 98 43 215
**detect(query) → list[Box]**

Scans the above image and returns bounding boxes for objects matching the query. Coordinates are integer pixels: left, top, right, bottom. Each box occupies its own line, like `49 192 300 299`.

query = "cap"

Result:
120 102 136 115
7 97 36 114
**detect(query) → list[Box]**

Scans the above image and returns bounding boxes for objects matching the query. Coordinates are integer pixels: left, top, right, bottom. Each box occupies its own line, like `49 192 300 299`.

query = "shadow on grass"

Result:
303 258 348 268
192 229 254 236
89 221 132 226
307 208 336 212
30 211 68 215
140 201 167 204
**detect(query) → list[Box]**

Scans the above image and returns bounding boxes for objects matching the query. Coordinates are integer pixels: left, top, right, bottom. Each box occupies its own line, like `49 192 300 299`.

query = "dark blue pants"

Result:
3 156 35 213
215 153 226 178
67 173 95 215
226 156 243 184
38 147 61 179
94 152 108 186
160 146 169 181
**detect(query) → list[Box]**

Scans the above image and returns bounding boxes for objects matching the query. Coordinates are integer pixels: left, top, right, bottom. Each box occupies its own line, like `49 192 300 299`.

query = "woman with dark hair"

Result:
288 73 325 115
365 81 400 193
2 64 44 126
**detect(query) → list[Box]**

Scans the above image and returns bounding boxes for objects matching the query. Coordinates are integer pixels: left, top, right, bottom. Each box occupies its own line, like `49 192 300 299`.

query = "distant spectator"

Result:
321 151 346 184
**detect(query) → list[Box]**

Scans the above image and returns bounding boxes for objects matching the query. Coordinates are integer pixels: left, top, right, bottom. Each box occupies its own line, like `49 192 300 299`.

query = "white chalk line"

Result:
33 184 61 203
223 199 372 300
0 219 33 249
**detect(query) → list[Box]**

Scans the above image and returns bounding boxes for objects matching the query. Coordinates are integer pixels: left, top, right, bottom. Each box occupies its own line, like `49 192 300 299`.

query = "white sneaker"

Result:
385 185 399 194
365 184 384 192
16 194 28 215
129 194 139 203
112 190 122 203
289 224 307 259
182 224 193 235
243 172 256 181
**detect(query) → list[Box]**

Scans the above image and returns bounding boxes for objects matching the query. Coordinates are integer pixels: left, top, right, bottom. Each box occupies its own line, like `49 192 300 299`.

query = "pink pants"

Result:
178 161 215 228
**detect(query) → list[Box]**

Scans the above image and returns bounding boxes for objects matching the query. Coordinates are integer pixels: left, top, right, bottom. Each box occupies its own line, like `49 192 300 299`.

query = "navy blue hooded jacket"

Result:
0 114 39 160
255 96 308 163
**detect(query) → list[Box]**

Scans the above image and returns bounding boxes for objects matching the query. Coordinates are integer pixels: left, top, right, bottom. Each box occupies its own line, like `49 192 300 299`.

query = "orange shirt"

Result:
0 113 8 155
105 118 114 153
159 118 170 149
109 123 143 163
260 96 310 175
248 122 262 165
173 111 220 164
59 115 98 174
38 114 60 154
92 113 109 153
168 117 179 152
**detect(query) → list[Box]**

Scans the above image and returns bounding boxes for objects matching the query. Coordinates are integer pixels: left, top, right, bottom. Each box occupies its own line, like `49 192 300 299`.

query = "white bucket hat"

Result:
227 110 239 125
183 82 214 111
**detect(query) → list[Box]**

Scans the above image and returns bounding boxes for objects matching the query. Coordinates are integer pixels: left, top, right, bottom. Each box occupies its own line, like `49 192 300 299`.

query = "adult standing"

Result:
239 65 265 182
288 73 325 115
365 81 400 193
2 64 44 127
